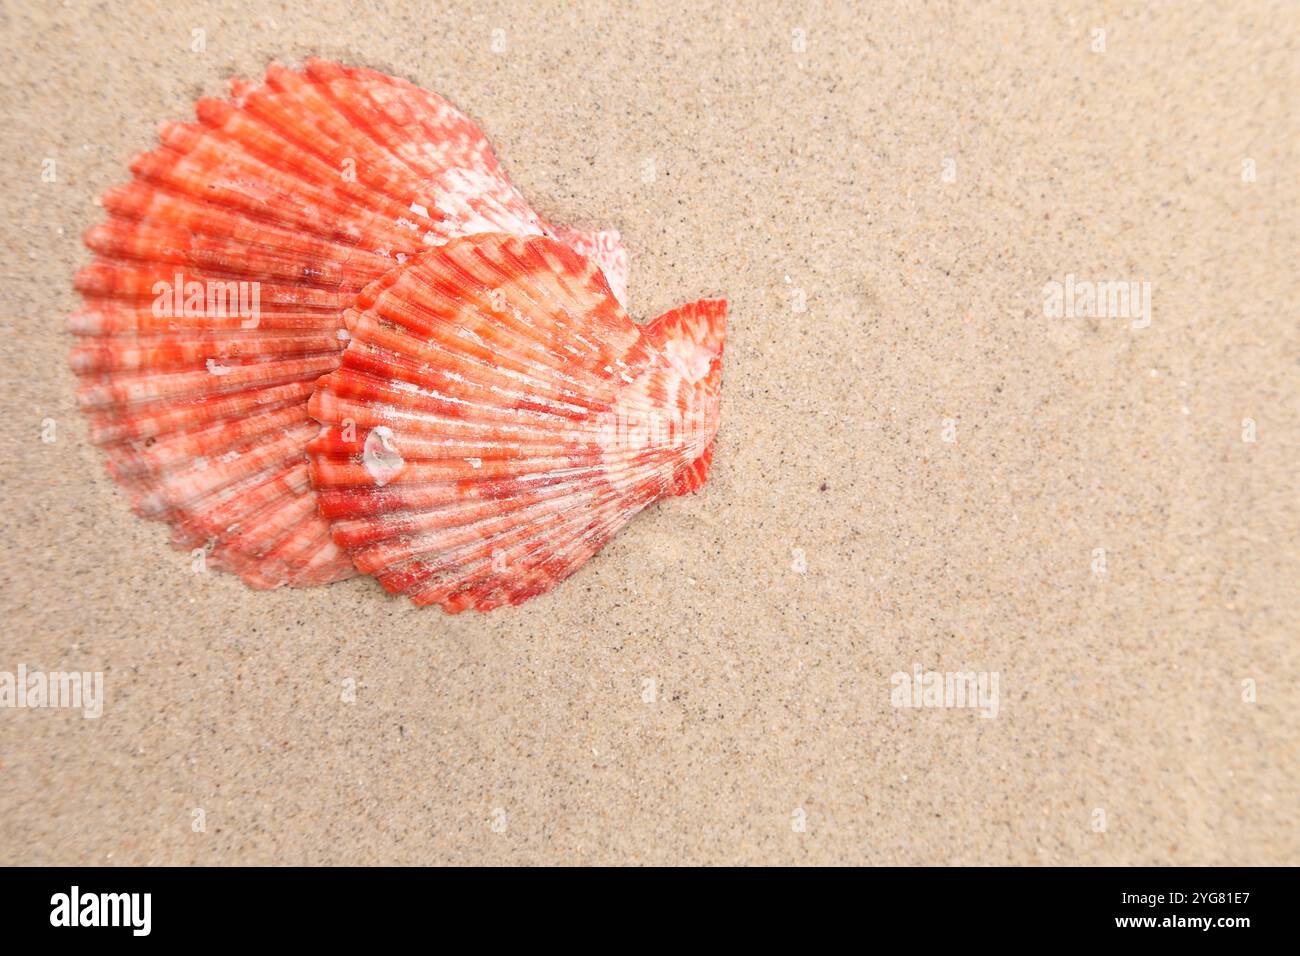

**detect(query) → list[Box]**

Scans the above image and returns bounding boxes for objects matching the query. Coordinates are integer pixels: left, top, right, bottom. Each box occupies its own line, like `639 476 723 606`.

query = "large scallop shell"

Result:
307 232 726 613
71 60 629 588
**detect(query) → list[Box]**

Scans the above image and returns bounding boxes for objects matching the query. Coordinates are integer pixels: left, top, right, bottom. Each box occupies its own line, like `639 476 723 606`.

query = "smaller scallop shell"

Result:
71 60 629 588
307 232 726 612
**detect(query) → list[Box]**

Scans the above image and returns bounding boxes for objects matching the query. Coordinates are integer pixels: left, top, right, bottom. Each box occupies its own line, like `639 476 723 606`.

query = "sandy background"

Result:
1 0 1296 865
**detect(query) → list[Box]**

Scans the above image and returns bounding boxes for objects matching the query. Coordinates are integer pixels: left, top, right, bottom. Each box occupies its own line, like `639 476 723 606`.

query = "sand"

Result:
1 0 1296 865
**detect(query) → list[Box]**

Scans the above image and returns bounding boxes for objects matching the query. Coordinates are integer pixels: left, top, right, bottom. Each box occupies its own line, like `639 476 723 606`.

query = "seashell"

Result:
71 59 629 588
307 232 726 613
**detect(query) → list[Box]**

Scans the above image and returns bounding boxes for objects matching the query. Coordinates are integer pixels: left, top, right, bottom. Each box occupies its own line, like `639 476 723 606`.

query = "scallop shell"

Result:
307 232 726 613
71 60 629 588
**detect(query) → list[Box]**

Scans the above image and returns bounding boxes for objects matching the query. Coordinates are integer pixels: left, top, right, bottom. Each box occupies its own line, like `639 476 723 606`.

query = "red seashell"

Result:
71 60 630 588
307 233 725 612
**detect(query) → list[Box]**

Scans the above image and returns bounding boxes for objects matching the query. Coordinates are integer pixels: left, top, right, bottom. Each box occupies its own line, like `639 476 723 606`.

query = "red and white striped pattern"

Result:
308 233 725 612
71 60 630 588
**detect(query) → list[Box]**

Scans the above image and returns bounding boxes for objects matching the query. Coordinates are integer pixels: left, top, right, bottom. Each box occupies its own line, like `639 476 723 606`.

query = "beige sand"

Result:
1 1 1296 865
